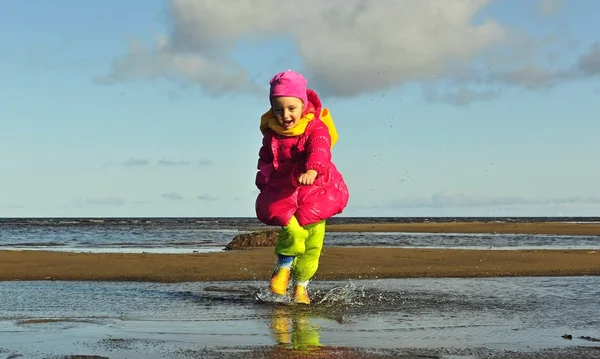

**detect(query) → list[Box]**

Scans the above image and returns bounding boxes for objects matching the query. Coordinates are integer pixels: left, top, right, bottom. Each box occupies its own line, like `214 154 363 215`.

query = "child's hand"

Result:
298 170 317 185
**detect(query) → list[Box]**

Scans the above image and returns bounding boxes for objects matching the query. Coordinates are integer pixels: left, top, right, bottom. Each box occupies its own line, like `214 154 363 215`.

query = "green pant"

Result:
274 216 326 283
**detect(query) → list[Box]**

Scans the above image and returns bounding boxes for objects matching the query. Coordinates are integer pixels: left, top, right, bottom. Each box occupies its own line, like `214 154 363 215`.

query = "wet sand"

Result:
1 246 599 282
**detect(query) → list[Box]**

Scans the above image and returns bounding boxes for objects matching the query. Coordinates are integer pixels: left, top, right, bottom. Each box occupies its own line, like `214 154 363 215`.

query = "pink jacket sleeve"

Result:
255 135 273 190
304 122 332 176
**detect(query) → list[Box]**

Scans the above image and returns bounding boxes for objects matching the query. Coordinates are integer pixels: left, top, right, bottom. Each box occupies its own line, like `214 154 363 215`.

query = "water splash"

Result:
254 281 373 308
254 287 291 304
315 281 363 305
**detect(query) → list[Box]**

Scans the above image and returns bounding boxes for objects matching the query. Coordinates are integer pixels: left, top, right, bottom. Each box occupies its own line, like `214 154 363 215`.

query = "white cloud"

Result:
103 158 211 167
103 158 150 168
82 197 126 206
158 159 190 166
578 42 600 75
97 36 259 95
291 0 507 97
488 65 575 88
537 0 565 17
5 204 27 209
197 194 217 201
99 0 506 97
161 192 184 201
424 87 500 106
97 0 595 104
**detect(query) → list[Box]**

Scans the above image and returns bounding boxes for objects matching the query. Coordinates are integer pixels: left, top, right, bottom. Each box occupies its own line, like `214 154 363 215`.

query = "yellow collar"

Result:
259 108 338 148
260 110 315 137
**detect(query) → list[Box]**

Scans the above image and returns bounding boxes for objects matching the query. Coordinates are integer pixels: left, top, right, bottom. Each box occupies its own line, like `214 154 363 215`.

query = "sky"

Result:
1 0 599 218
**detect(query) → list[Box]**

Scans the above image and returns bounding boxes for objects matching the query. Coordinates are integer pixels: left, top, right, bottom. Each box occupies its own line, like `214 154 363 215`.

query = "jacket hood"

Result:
304 89 322 117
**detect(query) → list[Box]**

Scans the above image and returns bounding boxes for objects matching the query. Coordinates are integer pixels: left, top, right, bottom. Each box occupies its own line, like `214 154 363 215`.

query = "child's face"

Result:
271 96 304 130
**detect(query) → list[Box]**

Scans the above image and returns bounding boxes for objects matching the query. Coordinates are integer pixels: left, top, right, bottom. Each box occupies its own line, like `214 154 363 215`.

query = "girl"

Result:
255 70 350 304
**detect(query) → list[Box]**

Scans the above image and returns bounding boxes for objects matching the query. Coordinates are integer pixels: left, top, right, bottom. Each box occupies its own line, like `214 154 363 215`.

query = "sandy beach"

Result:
1 221 599 282
1 247 599 282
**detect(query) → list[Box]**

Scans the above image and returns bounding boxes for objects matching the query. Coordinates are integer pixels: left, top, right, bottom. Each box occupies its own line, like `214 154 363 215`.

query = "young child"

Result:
255 70 350 304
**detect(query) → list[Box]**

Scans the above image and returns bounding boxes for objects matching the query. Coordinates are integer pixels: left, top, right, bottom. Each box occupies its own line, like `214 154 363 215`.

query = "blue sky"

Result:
1 0 599 218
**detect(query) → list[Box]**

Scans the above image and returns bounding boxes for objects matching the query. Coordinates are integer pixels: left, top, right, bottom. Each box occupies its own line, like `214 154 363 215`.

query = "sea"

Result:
0 216 599 253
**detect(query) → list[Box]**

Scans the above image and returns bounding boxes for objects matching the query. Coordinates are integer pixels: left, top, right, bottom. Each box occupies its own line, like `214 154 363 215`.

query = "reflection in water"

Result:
1 277 599 357
258 281 359 352
269 306 322 351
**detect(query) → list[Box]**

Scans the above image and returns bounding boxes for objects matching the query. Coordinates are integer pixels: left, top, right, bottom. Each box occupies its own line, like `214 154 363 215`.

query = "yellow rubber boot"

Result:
293 285 310 305
270 267 291 295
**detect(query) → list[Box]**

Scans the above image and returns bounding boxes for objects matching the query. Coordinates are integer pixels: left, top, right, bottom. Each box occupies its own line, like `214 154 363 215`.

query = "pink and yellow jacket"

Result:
255 89 349 227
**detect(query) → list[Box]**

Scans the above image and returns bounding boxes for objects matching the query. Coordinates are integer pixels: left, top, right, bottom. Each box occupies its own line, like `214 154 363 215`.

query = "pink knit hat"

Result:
269 70 308 106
